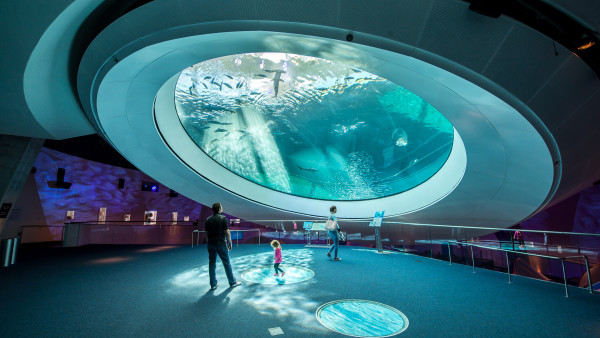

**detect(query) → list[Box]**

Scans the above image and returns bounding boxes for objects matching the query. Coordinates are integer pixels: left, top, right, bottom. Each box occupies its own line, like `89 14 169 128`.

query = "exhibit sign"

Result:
369 211 385 227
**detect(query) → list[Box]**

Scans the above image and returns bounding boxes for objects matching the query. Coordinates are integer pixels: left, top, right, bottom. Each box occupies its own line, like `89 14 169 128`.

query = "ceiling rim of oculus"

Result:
81 21 555 222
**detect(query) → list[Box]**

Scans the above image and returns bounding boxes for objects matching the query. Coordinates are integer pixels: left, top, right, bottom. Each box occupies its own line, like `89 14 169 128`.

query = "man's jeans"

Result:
208 243 237 287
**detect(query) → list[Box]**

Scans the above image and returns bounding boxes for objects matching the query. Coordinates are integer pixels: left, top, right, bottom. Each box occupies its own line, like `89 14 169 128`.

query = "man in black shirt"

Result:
205 202 241 290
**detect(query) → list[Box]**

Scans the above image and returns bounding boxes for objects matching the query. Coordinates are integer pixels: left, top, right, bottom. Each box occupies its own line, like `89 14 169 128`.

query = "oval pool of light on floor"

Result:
241 265 314 285
316 299 409 337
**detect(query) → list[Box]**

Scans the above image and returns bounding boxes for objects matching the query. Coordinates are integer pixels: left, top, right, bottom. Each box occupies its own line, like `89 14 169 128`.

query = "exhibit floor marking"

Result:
268 327 284 336
316 299 408 337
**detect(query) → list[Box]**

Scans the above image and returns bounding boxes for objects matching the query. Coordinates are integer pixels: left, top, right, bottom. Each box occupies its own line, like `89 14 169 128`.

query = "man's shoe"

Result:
327 252 331 257
334 257 342 261
230 281 242 288
273 273 279 277
210 283 219 290
281 271 285 277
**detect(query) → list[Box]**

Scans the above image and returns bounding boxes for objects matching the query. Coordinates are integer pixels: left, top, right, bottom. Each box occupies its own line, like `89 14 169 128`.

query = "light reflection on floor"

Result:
241 265 315 285
88 256 133 265
167 248 329 335
351 248 400 255
137 245 178 253
316 299 408 337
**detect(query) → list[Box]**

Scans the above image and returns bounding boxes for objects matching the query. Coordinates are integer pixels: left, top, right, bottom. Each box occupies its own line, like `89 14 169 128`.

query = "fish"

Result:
222 82 232 89
203 76 212 80
201 82 208 89
223 74 234 79
264 69 286 97
198 125 210 130
271 132 285 136
214 128 228 133
297 165 319 172
344 76 354 80
350 68 361 72
254 74 268 78
236 81 244 88
393 128 408 147
207 121 233 125
189 83 196 95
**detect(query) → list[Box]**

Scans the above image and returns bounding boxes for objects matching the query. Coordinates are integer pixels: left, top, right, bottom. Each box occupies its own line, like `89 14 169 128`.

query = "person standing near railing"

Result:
325 205 342 261
205 202 242 290
513 224 526 249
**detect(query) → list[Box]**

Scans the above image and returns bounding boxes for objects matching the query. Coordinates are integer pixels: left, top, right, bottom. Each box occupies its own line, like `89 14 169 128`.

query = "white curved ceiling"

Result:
77 1 559 226
2 0 600 229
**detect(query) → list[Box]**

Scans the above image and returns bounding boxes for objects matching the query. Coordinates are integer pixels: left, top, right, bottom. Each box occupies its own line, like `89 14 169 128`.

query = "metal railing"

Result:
15 219 600 297
192 229 261 247
235 219 600 295
448 241 593 297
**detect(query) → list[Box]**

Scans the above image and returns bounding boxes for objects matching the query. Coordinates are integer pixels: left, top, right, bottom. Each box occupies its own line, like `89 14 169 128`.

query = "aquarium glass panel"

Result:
175 53 454 200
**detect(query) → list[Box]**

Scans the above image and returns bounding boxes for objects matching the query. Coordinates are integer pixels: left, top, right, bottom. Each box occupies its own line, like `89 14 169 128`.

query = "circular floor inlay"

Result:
316 299 408 337
241 265 314 285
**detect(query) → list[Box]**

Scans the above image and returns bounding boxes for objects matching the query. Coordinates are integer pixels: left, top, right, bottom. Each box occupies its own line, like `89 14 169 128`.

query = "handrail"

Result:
65 219 600 238
192 229 261 247
67 222 199 228
449 241 593 297
70 221 198 225
233 219 600 237
20 225 65 227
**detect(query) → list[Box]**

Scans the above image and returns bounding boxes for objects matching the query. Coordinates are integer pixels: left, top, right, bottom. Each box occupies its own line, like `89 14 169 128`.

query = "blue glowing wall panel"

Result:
32 148 212 227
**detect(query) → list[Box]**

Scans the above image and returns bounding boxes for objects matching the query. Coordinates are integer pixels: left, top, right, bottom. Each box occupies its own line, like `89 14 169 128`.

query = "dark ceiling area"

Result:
465 0 600 78
43 135 137 170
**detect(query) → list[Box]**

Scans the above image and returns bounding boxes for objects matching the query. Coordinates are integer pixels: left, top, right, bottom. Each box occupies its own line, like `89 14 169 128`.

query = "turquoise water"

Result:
175 53 453 200
316 299 408 337
241 265 314 285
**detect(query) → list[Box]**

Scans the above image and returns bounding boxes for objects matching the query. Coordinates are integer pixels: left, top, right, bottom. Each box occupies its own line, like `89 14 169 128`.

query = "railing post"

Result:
561 259 569 298
506 251 511 283
448 242 452 265
584 256 593 294
470 245 475 273
429 228 432 258
511 234 515 251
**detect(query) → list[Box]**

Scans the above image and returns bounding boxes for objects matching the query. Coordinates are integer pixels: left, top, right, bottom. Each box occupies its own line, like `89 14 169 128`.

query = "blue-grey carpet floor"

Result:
0 244 598 337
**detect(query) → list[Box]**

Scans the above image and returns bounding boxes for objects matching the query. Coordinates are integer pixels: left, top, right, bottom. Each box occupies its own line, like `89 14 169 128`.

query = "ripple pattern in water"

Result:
175 52 454 200
316 299 408 337
241 265 314 285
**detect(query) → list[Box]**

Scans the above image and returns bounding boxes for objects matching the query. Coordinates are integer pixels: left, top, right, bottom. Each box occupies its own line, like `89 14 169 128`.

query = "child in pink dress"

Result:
271 240 285 277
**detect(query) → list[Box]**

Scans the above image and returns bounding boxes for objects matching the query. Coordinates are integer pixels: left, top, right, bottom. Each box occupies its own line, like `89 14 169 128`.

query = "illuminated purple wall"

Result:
33 147 212 225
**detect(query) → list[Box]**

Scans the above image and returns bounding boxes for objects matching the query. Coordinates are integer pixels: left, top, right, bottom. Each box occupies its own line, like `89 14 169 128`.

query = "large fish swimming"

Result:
207 121 233 125
297 165 319 172
264 69 286 97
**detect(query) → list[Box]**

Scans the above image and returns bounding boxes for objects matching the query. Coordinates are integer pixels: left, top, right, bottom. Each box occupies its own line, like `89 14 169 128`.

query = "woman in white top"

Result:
326 206 342 261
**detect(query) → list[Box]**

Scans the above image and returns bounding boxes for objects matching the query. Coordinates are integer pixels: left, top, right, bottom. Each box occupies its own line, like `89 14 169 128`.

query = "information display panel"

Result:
369 211 385 227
